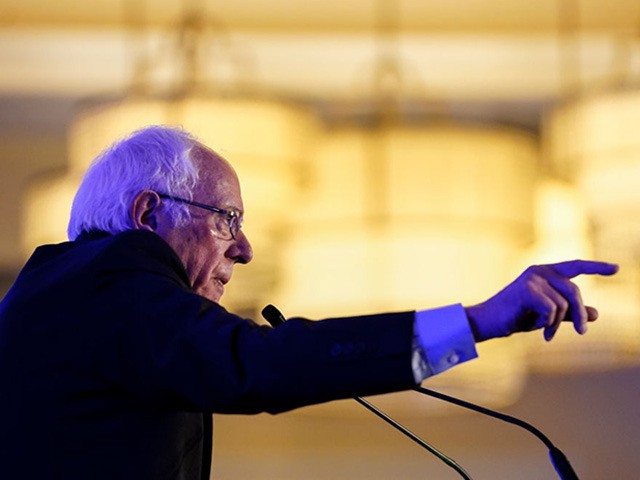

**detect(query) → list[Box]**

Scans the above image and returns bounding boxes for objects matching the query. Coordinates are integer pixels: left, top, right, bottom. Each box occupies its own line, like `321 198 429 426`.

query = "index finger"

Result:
547 260 619 279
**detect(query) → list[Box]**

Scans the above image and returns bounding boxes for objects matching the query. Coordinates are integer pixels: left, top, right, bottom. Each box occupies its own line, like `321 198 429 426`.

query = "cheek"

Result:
165 225 229 296
186 239 225 283
190 247 227 302
169 231 209 281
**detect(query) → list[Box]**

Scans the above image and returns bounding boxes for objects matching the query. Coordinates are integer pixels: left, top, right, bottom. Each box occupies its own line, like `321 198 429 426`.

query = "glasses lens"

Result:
209 212 233 240
229 213 241 239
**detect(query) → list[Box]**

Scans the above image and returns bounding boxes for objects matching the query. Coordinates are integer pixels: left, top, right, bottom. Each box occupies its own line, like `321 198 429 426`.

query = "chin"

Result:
206 287 224 304
207 292 222 303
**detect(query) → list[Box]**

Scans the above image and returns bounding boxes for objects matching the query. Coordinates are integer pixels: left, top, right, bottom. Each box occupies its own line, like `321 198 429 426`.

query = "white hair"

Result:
67 125 200 240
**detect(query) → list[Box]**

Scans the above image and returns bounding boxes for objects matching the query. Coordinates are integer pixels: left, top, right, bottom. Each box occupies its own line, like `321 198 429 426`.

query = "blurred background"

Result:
1 0 640 478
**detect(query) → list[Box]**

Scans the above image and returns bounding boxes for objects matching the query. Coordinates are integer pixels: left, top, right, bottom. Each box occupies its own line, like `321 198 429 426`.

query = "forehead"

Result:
192 145 243 209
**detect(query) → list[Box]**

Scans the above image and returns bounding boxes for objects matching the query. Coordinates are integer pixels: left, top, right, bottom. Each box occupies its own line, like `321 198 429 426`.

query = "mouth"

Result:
205 278 225 301
209 272 232 300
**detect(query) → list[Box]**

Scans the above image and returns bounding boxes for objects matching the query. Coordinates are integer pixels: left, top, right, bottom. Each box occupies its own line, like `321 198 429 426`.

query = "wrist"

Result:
464 304 485 342
465 301 511 342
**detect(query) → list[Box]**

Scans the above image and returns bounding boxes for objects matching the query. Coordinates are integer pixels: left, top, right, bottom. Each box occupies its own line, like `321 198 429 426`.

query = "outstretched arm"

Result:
464 260 619 342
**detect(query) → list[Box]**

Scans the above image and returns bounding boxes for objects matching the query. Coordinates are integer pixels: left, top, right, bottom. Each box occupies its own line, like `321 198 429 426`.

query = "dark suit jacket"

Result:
0 230 416 479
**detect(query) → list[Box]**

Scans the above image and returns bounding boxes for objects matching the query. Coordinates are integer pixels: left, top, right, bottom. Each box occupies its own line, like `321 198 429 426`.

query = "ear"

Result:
130 190 162 231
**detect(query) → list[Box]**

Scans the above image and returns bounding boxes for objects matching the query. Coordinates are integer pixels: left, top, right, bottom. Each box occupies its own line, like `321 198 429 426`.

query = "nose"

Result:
228 230 253 264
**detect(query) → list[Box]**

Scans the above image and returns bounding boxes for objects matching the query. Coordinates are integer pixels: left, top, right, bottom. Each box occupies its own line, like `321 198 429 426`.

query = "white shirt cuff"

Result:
412 304 478 383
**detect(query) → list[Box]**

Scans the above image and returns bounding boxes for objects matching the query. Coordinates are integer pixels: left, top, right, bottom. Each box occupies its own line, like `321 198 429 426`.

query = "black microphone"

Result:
261 304 473 480
261 303 286 326
413 386 580 480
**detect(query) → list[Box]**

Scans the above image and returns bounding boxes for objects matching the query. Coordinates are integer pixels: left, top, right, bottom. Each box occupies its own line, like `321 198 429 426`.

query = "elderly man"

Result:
0 125 617 479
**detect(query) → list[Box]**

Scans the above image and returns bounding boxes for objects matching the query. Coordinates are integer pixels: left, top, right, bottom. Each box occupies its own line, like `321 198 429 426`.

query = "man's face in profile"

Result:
155 147 254 303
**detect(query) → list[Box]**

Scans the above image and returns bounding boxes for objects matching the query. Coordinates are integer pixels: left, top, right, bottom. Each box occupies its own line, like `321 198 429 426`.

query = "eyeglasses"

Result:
157 193 242 240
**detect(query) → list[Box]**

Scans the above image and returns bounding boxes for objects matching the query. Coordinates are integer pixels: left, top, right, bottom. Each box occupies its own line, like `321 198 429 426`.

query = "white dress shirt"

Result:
412 304 478 383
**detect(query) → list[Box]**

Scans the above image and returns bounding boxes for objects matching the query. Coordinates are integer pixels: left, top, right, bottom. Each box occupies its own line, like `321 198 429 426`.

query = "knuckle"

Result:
565 282 579 297
558 297 569 312
522 268 539 283
556 300 569 320
525 277 543 294
523 265 547 282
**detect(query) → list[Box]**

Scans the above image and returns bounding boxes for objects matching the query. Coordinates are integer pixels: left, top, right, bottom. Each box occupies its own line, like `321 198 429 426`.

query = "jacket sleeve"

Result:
91 233 417 415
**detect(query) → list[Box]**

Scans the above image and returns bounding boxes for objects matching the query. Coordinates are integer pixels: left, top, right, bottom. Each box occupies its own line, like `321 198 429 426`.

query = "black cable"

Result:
414 386 579 480
354 396 473 480
261 305 474 479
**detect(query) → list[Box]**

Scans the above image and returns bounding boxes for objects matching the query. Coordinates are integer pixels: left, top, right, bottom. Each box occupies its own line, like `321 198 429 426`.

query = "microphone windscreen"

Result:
261 304 285 327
